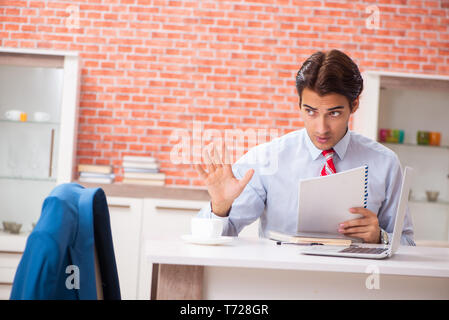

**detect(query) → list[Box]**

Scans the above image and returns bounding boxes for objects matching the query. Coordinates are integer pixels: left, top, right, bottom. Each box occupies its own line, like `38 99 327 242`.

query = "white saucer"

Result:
181 234 233 245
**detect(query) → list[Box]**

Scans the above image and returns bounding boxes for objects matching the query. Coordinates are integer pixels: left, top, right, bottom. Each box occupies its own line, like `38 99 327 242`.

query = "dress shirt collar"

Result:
304 127 351 161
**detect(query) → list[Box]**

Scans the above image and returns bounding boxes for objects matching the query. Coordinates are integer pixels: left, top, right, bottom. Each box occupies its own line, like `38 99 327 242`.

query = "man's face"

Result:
300 87 359 151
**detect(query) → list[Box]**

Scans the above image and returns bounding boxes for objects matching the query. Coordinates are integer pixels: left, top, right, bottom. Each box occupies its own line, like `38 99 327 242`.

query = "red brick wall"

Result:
1 0 448 187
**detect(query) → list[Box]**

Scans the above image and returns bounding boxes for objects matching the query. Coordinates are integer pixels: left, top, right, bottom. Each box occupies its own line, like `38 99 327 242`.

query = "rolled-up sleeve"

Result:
377 156 415 246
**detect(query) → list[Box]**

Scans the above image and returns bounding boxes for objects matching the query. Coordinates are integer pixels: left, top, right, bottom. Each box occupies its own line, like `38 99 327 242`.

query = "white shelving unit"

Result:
354 70 449 244
0 47 80 231
0 48 80 298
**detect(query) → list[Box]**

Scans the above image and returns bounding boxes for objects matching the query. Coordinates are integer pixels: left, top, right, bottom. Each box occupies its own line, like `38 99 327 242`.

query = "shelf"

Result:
0 175 56 182
410 199 449 207
0 119 59 126
381 142 449 150
0 230 29 253
0 49 79 252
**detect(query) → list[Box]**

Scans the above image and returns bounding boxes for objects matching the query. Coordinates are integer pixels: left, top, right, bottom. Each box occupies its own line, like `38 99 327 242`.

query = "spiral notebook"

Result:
295 165 369 238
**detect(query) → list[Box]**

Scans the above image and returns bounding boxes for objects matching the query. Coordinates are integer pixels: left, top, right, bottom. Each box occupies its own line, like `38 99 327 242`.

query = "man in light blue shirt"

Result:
195 49 415 245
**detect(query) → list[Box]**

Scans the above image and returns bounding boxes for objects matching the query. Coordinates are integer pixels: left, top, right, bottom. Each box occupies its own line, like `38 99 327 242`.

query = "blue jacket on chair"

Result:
10 183 121 300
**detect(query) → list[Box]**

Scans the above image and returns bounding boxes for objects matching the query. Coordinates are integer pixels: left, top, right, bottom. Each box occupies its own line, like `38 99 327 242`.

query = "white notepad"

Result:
297 165 368 235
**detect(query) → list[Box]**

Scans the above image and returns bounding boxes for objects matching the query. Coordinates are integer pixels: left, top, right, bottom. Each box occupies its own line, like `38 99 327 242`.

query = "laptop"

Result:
299 166 413 259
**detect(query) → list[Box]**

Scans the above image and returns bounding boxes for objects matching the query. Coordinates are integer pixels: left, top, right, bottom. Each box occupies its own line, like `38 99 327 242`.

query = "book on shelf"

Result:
122 178 165 186
123 167 160 173
79 172 115 179
122 161 159 170
267 230 361 246
79 176 114 184
78 164 112 174
123 155 157 163
123 172 165 180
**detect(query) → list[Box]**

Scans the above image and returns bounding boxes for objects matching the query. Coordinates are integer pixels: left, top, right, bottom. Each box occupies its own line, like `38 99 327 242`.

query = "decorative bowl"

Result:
426 191 439 202
2 221 22 234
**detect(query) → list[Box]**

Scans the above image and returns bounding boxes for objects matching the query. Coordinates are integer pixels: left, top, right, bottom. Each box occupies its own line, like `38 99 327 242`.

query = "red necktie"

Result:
320 149 337 176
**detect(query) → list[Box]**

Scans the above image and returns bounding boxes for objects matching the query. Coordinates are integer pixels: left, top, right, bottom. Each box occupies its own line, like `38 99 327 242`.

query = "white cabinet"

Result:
0 230 27 300
137 198 208 300
107 197 143 300
142 198 208 238
0 48 80 232
354 71 449 244
0 252 22 299
0 48 79 300
135 198 259 300
107 196 260 300
106 197 209 300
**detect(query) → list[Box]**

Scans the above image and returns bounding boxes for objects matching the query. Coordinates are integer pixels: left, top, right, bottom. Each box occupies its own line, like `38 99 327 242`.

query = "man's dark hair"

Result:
295 49 363 110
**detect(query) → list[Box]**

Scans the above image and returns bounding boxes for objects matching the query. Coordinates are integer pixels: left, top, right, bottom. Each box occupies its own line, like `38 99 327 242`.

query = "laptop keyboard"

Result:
339 247 389 254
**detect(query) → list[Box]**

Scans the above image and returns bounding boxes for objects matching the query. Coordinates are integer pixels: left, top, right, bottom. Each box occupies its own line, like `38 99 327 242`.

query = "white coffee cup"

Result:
33 112 51 122
191 217 223 238
4 110 24 121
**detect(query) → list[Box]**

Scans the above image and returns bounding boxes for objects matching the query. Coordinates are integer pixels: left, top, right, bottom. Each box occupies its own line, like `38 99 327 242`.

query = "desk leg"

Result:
151 263 203 300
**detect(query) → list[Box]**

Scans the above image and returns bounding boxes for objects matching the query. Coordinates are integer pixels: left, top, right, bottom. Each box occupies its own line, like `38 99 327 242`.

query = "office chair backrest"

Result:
10 183 120 300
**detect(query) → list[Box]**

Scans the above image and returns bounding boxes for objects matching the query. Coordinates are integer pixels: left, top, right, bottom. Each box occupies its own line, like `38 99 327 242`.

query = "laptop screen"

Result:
389 166 413 255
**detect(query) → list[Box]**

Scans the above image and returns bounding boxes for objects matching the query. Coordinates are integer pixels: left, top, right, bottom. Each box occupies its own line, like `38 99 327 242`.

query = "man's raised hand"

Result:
194 142 254 216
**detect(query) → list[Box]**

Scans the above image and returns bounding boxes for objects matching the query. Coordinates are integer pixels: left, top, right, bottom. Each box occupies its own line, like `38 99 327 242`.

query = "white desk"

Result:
146 236 449 299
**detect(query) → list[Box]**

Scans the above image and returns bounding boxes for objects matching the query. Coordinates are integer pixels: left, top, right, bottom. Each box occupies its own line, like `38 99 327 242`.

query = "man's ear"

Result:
351 96 360 114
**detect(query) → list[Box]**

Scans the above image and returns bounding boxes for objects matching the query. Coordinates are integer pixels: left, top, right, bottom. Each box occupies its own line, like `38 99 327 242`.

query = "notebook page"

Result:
297 165 368 235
